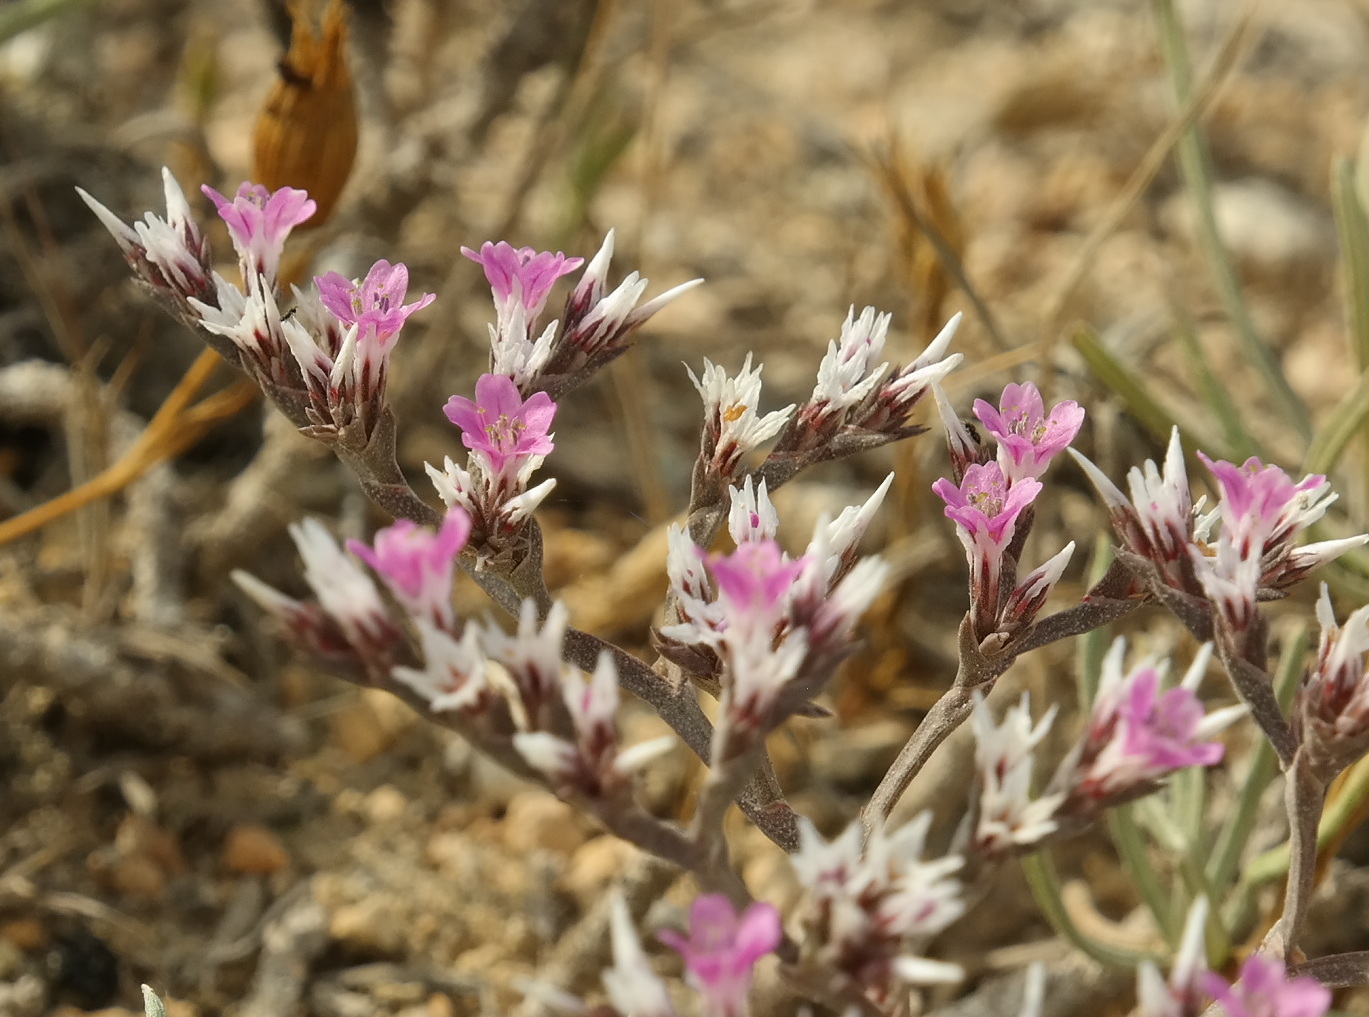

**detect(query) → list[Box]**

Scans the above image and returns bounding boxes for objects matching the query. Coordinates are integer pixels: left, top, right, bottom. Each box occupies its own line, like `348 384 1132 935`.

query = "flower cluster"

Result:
791 814 965 1004
1072 429 1367 649
90 168 1362 1017
464 231 700 397
660 477 891 761
970 641 1241 856
776 307 964 455
430 372 559 555
236 512 668 803
80 171 434 441
687 308 963 501
933 381 1083 648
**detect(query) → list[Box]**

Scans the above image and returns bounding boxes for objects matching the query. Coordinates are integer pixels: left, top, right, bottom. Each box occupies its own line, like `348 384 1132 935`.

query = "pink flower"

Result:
462 241 582 324
443 373 557 474
1070 642 1242 805
315 260 435 344
932 463 1042 638
708 540 808 633
202 182 315 289
659 895 781 1017
1198 954 1330 1017
1200 455 1329 549
346 509 470 630
974 382 1085 482
933 462 1041 556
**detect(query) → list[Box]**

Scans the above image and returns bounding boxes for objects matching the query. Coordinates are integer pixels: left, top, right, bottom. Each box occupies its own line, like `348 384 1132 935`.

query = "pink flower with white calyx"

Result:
315 259 435 345
1297 586 1369 780
973 381 1085 482
346 509 470 630
792 813 965 998
932 462 1043 639
1197 453 1365 592
391 619 492 716
1200 454 1332 552
1198 954 1330 1017
710 540 808 636
1061 641 1242 808
934 463 1041 563
662 538 812 745
1136 897 1212 1017
971 692 1064 856
463 240 582 329
603 894 677 1017
444 373 557 477
688 355 794 482
202 182 315 292
77 168 215 306
659 895 781 1017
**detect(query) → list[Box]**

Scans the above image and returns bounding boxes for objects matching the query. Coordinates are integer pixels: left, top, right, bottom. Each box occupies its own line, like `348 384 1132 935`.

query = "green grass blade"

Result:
1151 0 1311 442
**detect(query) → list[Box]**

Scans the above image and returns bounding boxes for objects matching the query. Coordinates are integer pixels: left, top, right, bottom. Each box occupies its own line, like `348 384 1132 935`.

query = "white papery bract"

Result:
810 472 894 587
793 814 965 997
392 619 490 715
688 354 793 480
1136 898 1212 1017
603 894 677 1017
77 167 214 305
971 692 1063 855
1299 585 1369 778
809 305 893 416
727 476 780 545
665 524 718 633
289 518 399 659
482 599 571 724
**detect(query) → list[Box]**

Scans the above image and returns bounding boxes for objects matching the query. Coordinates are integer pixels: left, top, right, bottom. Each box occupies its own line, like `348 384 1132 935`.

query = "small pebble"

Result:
222 823 291 875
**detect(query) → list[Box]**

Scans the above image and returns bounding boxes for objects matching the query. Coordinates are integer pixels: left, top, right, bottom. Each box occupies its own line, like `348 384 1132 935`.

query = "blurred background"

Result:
3 0 1369 1014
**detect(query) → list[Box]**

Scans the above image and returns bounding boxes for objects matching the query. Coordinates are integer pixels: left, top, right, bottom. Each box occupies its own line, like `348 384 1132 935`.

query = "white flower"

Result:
813 473 894 583
482 599 570 713
727 475 780 545
972 693 1063 853
289 518 393 653
603 894 676 1017
687 354 793 477
810 305 892 411
392 619 489 714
